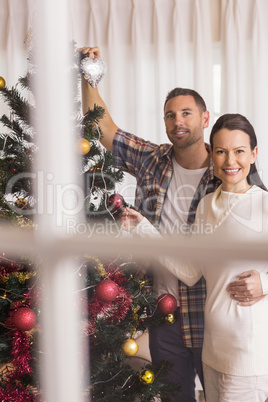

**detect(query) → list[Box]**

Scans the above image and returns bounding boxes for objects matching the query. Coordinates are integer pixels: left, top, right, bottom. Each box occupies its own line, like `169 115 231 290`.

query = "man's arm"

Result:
80 46 118 151
227 269 268 306
120 208 202 287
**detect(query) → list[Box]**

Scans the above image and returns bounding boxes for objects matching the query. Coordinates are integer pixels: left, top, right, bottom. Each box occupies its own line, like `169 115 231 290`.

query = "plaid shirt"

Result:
113 128 221 348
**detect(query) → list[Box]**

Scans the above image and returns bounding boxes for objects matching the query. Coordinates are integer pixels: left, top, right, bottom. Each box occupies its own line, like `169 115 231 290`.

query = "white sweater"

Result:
134 185 268 376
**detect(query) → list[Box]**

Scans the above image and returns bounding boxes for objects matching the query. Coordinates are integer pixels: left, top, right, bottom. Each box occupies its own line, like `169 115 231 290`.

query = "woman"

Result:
121 114 268 401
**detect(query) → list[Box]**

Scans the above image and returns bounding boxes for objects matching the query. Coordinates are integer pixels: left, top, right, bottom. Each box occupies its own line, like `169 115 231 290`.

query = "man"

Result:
80 46 265 401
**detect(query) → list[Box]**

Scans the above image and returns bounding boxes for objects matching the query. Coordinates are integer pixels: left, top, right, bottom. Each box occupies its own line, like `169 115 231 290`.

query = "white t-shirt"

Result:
154 157 207 303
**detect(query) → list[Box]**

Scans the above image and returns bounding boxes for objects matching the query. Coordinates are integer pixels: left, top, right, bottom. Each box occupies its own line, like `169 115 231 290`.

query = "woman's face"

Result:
211 128 257 193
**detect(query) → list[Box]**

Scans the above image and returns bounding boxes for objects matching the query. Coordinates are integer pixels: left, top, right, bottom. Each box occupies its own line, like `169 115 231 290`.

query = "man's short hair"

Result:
164 88 207 113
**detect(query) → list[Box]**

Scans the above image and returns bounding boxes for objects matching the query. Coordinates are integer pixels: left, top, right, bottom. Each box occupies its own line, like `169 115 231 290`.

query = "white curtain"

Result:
221 0 268 185
0 0 35 117
70 0 213 144
1 0 268 195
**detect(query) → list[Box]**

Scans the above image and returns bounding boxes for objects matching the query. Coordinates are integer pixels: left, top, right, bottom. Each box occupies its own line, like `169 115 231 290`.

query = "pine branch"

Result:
0 115 24 139
83 104 106 125
18 73 35 96
0 87 32 128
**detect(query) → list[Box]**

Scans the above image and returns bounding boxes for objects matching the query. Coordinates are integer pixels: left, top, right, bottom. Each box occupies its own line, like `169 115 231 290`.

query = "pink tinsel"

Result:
0 386 35 402
0 260 42 399
3 300 38 390
10 331 32 376
4 304 32 384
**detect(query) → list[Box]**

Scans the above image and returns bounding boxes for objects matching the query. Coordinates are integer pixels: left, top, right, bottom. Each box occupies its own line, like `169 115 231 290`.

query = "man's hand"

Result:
78 46 101 59
119 207 144 233
227 269 265 306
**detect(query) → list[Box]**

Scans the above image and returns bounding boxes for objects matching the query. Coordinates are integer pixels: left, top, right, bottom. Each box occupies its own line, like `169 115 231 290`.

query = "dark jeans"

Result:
149 308 204 402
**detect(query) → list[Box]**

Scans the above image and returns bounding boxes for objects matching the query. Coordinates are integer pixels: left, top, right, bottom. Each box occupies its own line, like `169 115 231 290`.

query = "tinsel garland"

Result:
0 271 37 284
10 332 32 377
0 257 25 278
1 278 42 391
0 385 35 402
4 303 33 382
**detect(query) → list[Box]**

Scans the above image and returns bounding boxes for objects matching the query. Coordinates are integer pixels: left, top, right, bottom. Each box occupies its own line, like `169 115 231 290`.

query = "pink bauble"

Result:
108 193 125 215
12 307 37 332
95 279 119 302
157 293 177 314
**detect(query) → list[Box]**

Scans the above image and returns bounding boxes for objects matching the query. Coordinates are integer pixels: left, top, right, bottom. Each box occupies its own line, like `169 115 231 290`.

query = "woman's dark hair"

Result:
210 113 267 191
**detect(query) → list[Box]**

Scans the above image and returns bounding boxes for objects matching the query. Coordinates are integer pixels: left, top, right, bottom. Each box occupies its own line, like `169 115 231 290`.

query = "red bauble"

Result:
12 307 37 332
95 279 119 302
108 193 125 215
157 293 177 314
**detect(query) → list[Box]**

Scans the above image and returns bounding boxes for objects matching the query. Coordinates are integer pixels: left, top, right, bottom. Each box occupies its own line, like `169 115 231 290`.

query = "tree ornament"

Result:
108 193 125 215
0 76 6 90
157 293 177 314
80 56 107 88
77 138 91 155
165 313 176 325
95 279 119 302
122 338 139 356
15 198 28 210
12 307 37 332
139 369 155 384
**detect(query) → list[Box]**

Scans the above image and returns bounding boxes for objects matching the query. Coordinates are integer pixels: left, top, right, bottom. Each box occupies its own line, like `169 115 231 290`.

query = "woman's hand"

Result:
227 269 265 306
120 207 144 232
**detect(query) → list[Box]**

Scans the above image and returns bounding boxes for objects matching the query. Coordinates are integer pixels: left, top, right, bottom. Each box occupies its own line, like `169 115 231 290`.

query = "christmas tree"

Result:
0 52 181 401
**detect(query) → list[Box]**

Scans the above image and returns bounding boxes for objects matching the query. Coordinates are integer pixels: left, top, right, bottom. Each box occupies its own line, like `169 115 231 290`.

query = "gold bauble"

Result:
78 138 91 155
139 369 155 384
122 338 139 357
0 76 6 90
165 313 176 325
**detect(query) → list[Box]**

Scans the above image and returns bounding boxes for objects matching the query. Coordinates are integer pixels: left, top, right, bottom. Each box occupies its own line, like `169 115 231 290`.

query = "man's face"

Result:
164 95 209 150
